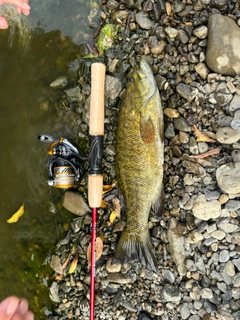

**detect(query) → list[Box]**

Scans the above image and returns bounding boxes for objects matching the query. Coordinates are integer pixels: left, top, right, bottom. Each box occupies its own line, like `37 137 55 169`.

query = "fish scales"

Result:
112 59 164 272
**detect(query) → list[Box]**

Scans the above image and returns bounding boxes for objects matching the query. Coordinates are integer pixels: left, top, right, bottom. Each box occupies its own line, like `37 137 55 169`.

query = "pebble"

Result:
176 83 199 102
229 94 240 115
192 194 222 220
219 223 238 233
163 108 180 118
206 15 240 75
211 230 226 240
225 200 240 211
216 162 240 197
107 273 132 284
135 11 153 30
216 127 240 144
193 26 208 39
225 260 236 277
231 110 240 132
62 191 90 216
161 283 182 303
173 117 191 132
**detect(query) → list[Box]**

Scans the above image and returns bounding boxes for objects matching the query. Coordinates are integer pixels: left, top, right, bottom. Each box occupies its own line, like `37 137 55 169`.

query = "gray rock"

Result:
195 63 209 79
161 283 182 303
225 200 240 211
49 281 60 303
50 255 63 274
180 303 191 319
167 218 187 276
165 123 175 138
50 76 68 89
193 25 208 39
135 12 153 30
105 75 123 103
192 194 221 220
215 114 233 127
229 94 240 115
177 29 189 44
65 86 84 103
182 160 206 177
206 15 240 76
176 83 199 102
62 191 90 216
231 150 240 163
216 162 240 197
216 127 240 144
231 110 240 132
219 223 238 233
215 83 233 106
174 116 191 132
165 27 178 40
219 250 230 263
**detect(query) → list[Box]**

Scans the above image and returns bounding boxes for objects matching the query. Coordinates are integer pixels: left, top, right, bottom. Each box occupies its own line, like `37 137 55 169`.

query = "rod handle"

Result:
89 62 106 135
88 175 103 208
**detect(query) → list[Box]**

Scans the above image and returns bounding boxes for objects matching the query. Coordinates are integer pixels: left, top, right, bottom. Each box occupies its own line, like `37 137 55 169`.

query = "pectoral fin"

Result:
152 182 165 217
140 114 155 144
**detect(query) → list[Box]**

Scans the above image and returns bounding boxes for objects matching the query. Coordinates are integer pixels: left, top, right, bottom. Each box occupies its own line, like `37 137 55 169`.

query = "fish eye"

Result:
129 77 135 84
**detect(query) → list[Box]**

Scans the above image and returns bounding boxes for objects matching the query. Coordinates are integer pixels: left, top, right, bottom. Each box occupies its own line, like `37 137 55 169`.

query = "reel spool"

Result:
37 134 85 189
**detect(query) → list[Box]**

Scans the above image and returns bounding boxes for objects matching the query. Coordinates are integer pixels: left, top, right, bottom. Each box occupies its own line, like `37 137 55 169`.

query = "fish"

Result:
0 4 31 53
112 59 164 272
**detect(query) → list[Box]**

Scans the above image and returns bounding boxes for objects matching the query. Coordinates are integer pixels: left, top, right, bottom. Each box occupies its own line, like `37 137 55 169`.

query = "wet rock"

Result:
167 218 187 276
65 86 84 103
135 11 153 30
216 162 240 197
206 15 240 76
192 194 221 220
50 76 68 89
62 191 90 216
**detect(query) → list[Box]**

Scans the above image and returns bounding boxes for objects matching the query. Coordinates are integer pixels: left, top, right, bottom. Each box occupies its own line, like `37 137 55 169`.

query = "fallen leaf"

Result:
7 203 25 223
109 211 117 223
166 2 172 15
68 253 78 274
190 147 221 159
87 237 104 268
192 125 216 142
101 200 108 208
61 252 72 271
112 198 121 219
103 181 117 194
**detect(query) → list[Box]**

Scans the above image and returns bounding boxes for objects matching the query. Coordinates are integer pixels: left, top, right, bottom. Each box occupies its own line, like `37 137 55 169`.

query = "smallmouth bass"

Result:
112 59 164 272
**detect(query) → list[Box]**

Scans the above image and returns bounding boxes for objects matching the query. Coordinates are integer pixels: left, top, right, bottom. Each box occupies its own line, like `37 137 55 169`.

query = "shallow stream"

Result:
0 0 91 317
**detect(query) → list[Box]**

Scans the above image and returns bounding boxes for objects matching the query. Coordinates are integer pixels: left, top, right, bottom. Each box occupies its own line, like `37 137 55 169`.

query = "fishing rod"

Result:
88 62 106 320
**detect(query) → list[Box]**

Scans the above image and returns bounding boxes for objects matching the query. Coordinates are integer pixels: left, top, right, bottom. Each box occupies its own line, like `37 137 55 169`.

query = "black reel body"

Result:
37 134 85 189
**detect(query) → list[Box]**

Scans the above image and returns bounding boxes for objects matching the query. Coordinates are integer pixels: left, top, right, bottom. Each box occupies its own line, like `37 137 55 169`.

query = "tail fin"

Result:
111 230 158 273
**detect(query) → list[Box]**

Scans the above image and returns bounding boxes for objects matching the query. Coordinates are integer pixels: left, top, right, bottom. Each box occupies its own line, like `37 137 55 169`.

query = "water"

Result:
0 0 91 318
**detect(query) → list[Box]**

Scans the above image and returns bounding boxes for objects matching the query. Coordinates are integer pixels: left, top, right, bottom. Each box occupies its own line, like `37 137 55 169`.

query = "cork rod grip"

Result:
89 63 106 135
88 62 106 208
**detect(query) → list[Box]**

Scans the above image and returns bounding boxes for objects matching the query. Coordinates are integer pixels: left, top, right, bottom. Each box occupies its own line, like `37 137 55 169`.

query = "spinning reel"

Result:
37 134 86 189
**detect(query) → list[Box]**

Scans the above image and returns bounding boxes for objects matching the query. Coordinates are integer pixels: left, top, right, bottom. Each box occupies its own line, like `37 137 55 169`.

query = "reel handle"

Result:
88 62 106 208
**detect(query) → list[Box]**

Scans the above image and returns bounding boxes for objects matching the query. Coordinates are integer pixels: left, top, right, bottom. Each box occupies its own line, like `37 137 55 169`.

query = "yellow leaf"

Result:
192 125 216 143
87 237 104 268
102 181 117 194
68 253 78 274
109 211 117 223
7 204 25 223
